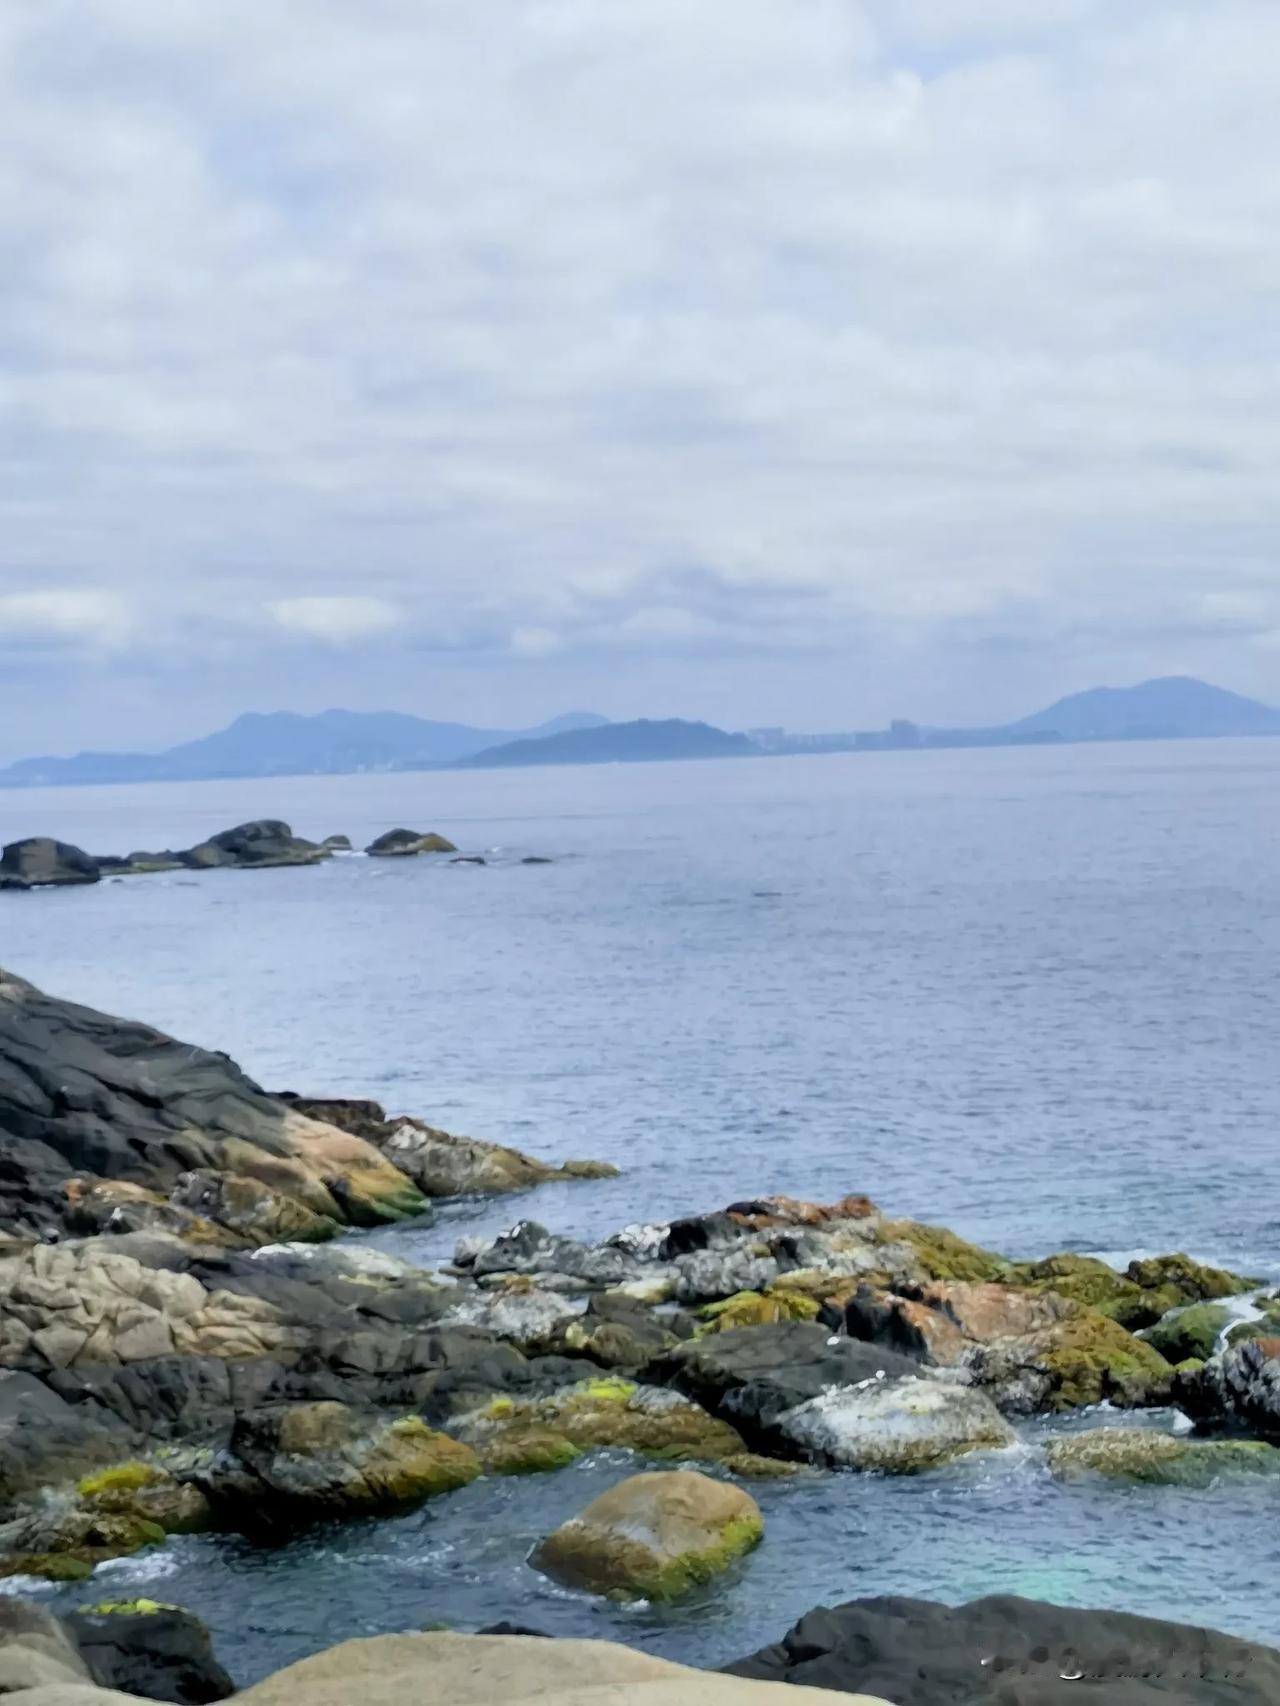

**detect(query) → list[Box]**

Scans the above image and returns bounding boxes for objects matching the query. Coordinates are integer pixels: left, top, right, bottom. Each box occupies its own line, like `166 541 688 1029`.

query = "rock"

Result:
645 1324 921 1453
1174 1339 1280 1440
0 839 100 891
225 1403 480 1521
320 835 351 850
0 967 427 1239
531 1469 763 1599
877 1219 1007 1284
521 856 553 864
724 1591 1280 1703
461 1378 755 1471
382 1122 617 1197
695 1290 819 1335
1045 1427 1280 1485
455 1221 642 1290
1227 1303 1280 1347
365 829 457 856
1144 1302 1230 1364
961 1306 1173 1413
776 1377 1015 1473
1003 1252 1258 1332
0 1372 138 1506
230 1632 877 1706
180 821 327 871
66 1602 235 1703
0 1601 90 1691
451 855 486 866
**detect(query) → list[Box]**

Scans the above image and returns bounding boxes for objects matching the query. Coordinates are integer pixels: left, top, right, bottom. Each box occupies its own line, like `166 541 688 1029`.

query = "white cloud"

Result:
1 0 1279 737
267 596 400 642
0 590 132 647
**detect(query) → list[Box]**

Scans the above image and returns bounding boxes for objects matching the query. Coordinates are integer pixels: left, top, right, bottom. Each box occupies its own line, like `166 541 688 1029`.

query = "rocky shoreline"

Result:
2 967 1280 1699
0 820 528 890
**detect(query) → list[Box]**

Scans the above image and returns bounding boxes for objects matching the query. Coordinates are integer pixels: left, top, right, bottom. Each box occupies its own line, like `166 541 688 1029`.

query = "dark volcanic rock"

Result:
0 837 100 890
724 1592 1280 1704
67 1602 236 1703
366 828 458 856
0 966 425 1239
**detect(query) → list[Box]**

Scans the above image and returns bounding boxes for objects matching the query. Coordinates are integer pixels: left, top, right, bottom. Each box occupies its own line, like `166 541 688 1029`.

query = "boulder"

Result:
1045 1428 1280 1486
460 1377 760 1473
0 1601 90 1692
724 1591 1280 1704
224 1402 479 1521
962 1308 1173 1413
231 1633 882 1706
645 1323 920 1452
0 838 100 891
532 1469 763 1599
1173 1339 1280 1440
365 829 458 856
1003 1252 1258 1332
66 1601 235 1703
1144 1302 1230 1364
776 1376 1015 1473
320 835 351 850
180 822 327 871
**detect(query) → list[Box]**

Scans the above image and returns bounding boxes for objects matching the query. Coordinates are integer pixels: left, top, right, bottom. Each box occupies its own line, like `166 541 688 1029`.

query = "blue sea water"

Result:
3 738 1279 1678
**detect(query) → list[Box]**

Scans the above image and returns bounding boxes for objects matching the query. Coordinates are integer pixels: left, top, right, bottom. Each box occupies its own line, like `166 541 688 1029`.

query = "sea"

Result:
3 738 1279 1681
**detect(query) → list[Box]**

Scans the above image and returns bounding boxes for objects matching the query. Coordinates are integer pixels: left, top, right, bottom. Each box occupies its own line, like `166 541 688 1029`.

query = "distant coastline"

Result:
2 675 1278 789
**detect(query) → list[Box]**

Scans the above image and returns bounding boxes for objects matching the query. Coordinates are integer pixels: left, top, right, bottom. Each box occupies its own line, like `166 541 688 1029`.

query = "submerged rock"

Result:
1046 1427 1280 1486
532 1469 763 1600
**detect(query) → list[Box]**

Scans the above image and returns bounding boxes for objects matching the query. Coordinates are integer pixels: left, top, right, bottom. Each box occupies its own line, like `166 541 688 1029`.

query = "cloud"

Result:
267 596 401 642
1 0 1279 743
0 590 132 648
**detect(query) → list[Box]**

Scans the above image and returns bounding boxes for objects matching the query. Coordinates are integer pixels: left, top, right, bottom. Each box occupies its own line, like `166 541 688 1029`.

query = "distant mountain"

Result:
0 709 610 788
465 718 759 768
1000 676 1280 742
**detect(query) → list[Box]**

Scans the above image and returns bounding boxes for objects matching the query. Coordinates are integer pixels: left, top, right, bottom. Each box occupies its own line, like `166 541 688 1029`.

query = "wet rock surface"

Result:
723 1591 1280 1704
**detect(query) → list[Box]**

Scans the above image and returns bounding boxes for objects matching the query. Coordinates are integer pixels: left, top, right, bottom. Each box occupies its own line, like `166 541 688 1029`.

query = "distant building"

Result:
747 727 787 751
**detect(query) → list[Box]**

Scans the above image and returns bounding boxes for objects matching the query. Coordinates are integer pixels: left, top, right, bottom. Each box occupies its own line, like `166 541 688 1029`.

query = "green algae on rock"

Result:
876 1220 1007 1284
1144 1301 1230 1364
531 1468 763 1600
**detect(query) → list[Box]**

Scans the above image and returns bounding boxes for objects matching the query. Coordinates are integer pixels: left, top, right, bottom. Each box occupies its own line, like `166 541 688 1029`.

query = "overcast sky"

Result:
3 0 1279 754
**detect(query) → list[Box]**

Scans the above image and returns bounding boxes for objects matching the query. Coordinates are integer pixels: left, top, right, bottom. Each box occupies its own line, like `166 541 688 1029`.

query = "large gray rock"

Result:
725 1592 1280 1704
365 828 457 856
0 839 100 891
0 968 425 1240
1173 1338 1280 1440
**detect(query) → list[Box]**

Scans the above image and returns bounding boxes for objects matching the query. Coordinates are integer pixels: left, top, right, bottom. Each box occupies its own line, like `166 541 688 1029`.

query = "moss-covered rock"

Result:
878 1221 1007 1284
1002 1255 1158 1327
1144 1303 1230 1365
1227 1308 1280 1348
229 1404 480 1517
1035 1310 1173 1409
694 1290 820 1336
1125 1254 1259 1303
1046 1428 1280 1486
480 1429 583 1476
531 1469 763 1600
465 1380 754 1471
77 1463 159 1499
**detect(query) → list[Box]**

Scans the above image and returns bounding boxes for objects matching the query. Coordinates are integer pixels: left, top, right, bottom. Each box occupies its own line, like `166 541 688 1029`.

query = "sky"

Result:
3 0 1280 756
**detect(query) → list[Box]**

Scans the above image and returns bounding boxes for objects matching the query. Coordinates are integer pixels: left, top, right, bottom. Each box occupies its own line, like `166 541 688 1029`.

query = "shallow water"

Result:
3 739 1279 1676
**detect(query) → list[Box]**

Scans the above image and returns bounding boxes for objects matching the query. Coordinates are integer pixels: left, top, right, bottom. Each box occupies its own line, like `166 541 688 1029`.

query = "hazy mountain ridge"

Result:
0 710 609 787
464 718 758 768
1000 675 1280 741
1 677 1276 789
